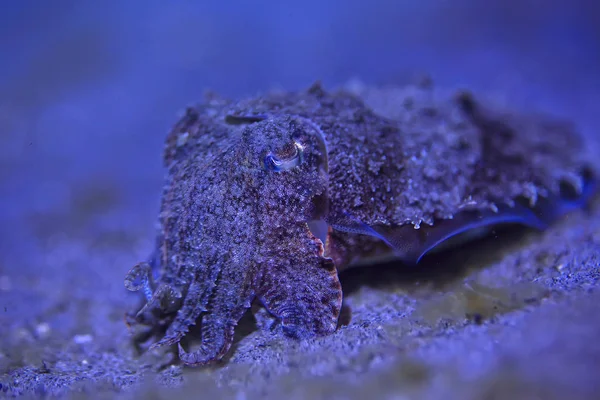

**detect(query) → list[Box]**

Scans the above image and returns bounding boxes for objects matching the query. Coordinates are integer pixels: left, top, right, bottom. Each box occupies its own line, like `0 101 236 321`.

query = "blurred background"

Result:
0 0 599 283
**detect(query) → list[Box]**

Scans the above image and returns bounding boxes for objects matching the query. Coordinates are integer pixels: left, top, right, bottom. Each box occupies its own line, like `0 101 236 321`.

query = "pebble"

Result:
35 322 51 338
73 334 93 344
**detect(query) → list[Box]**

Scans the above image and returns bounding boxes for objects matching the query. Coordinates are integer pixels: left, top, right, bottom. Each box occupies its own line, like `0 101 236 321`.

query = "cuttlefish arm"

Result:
255 222 341 339
172 223 340 366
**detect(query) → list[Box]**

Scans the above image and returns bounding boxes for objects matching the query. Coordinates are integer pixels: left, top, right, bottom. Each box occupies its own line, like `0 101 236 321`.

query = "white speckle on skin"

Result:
177 132 190 147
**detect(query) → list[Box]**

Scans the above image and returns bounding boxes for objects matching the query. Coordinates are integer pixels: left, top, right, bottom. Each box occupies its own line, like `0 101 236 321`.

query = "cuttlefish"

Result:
124 82 596 365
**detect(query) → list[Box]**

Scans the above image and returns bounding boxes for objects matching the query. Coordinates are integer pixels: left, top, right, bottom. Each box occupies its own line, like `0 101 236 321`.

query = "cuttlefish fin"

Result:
330 206 544 265
534 167 597 224
329 169 596 264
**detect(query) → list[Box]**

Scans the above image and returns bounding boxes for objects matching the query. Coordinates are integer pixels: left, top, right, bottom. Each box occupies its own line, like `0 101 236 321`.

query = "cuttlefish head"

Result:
233 115 342 338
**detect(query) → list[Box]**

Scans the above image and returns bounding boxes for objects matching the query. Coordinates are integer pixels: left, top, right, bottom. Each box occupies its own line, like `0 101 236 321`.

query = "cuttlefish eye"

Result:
264 140 305 172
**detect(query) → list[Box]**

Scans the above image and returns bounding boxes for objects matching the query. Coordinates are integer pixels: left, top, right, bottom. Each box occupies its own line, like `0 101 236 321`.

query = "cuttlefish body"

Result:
124 82 596 365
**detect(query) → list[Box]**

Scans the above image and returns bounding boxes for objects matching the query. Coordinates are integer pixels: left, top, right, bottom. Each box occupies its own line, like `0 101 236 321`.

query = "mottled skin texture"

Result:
124 82 595 366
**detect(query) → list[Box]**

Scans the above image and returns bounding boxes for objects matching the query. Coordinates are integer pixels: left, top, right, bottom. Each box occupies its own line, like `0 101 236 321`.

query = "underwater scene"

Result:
1 1 599 399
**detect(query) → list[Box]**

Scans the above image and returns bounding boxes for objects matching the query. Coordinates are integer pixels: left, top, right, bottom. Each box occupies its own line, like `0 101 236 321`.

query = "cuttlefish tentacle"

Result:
125 263 183 323
150 278 208 349
124 262 154 302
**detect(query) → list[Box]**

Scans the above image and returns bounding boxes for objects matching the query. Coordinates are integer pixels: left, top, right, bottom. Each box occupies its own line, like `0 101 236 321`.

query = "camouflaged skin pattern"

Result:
124 82 594 366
